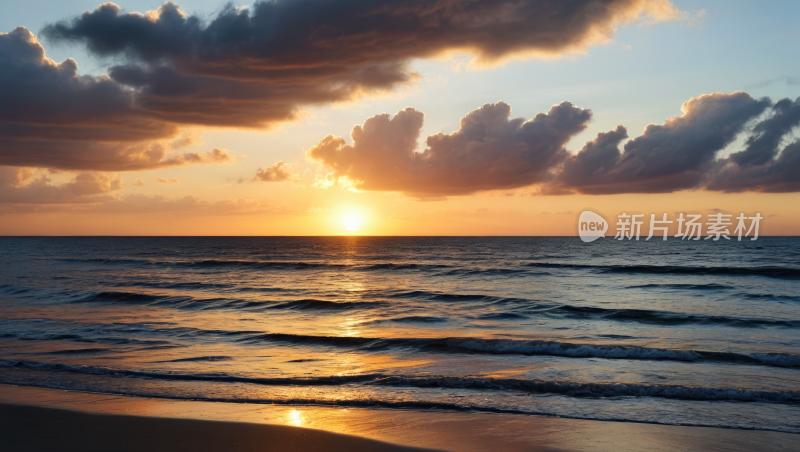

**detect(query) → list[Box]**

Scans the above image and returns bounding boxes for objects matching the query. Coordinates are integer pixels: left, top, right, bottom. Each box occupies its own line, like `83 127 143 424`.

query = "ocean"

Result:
1 237 798 432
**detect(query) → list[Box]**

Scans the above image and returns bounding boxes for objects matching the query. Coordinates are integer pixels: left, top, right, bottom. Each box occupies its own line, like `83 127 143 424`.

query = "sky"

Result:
0 0 798 236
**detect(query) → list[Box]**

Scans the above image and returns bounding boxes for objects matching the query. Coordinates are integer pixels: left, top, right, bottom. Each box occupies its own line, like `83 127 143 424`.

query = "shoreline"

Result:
1 384 797 451
0 403 435 452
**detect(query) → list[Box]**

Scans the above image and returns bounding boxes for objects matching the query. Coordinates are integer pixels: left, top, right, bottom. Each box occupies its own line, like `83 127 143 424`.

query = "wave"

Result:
545 305 800 328
110 281 238 290
8 317 797 368
388 290 524 304
50 257 558 278
46 348 115 355
605 265 800 279
72 291 383 312
476 312 528 320
380 290 800 327
741 293 800 302
5 380 797 433
2 360 797 404
70 289 800 327
624 283 734 290
750 353 800 367
187 260 347 270
440 268 541 277
371 375 800 403
357 263 453 271
234 333 800 368
47 257 800 280
364 316 448 324
0 285 33 296
54 257 455 273
526 262 800 279
76 291 181 304
157 356 234 363
267 299 385 310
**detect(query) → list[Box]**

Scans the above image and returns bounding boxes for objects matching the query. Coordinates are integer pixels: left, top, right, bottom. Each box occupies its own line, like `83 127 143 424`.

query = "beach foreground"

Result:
1 384 797 452
0 403 433 452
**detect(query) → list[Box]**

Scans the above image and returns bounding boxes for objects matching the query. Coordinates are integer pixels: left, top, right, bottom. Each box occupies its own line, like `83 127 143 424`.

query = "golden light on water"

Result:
288 409 304 427
343 214 362 232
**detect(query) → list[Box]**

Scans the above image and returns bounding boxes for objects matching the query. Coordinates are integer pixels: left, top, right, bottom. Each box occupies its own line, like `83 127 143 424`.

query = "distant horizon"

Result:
4 235 796 238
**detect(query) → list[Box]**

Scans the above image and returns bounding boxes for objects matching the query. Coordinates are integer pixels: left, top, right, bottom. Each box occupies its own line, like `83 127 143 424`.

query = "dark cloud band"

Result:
1 1 681 171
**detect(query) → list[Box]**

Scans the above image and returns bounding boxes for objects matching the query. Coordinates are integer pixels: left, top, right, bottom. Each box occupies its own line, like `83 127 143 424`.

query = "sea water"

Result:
0 237 798 432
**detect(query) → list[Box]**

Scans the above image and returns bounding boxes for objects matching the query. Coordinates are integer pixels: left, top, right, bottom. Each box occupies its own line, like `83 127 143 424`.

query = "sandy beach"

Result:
1 384 797 452
1 403 435 452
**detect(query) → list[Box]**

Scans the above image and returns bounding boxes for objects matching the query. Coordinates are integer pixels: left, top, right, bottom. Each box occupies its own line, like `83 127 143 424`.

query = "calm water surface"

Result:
1 237 799 432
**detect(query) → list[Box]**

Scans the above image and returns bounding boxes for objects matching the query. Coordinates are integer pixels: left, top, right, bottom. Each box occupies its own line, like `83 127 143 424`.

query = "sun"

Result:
343 214 362 232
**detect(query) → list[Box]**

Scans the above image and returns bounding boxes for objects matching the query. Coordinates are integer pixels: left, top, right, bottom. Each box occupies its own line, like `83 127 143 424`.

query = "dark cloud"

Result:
307 101 592 196
43 1 681 69
253 161 297 182
3 0 681 172
705 97 800 193
705 140 800 193
0 27 234 171
728 97 800 167
553 92 771 194
0 28 172 141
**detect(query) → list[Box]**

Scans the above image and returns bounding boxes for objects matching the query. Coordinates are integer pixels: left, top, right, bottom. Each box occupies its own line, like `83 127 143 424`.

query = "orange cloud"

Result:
0 168 123 203
253 161 298 182
307 101 591 197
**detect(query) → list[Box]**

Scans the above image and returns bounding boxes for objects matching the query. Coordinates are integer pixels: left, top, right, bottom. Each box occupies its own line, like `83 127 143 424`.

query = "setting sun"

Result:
343 214 362 231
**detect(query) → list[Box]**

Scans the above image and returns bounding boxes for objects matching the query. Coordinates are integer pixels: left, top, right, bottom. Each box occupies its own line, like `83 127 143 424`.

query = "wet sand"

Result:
0 403 435 452
1 384 797 452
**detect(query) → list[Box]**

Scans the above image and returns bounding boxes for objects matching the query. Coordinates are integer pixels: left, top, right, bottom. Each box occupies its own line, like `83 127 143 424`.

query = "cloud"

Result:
0 166 34 188
78 193 291 216
0 0 681 172
0 168 124 203
553 92 771 194
43 1 683 68
685 9 706 28
745 76 800 90
308 92 800 197
155 177 180 184
717 97 800 166
131 178 144 186
0 191 293 216
705 97 800 192
0 27 235 171
64 172 124 195
254 161 297 182
308 101 592 197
